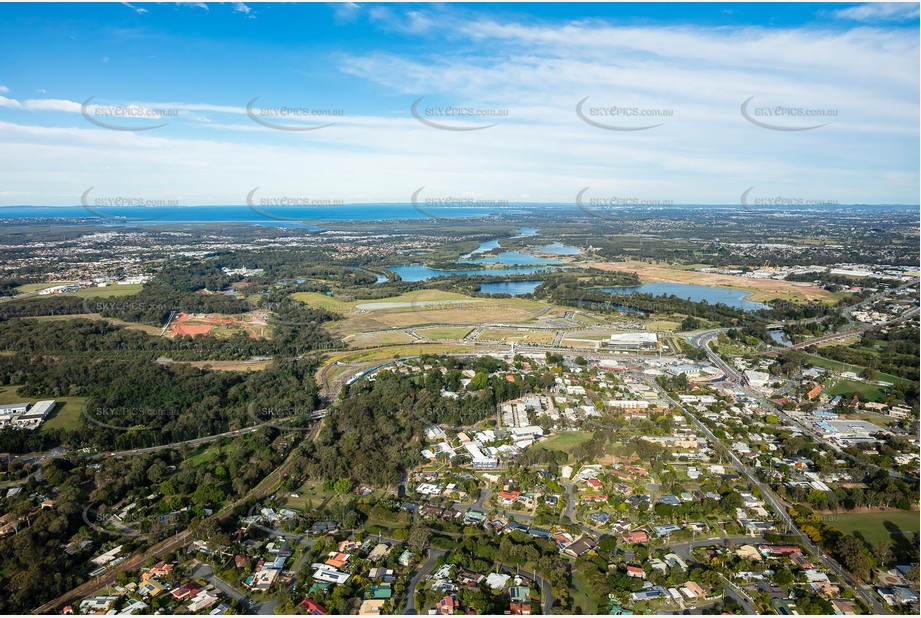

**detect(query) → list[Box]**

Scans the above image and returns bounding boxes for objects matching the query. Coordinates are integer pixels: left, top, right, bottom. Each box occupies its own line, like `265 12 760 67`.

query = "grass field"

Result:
644 320 681 332
293 289 558 335
825 379 887 402
830 510 920 546
416 326 474 340
570 569 600 614
15 282 144 298
477 328 556 345
345 330 416 347
570 313 607 326
806 354 909 385
538 431 592 452
0 385 86 431
592 260 845 304
27 314 163 336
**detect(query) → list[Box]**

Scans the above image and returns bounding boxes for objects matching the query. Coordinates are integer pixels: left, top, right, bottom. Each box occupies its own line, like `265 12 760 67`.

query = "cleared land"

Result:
345 330 416 348
168 359 273 372
830 510 920 546
416 326 474 340
293 289 559 335
323 343 477 367
167 312 271 339
593 261 843 304
477 328 556 345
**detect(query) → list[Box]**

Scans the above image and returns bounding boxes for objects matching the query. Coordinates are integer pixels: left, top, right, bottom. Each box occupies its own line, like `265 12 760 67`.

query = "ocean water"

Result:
0 204 506 224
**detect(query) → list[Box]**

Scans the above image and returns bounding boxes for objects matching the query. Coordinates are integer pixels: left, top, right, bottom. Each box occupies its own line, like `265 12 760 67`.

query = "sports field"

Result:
538 431 593 452
825 379 887 402
830 510 920 546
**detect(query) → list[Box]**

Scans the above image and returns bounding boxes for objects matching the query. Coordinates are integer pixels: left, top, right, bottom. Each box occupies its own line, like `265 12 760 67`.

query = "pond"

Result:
534 242 580 255
478 280 543 296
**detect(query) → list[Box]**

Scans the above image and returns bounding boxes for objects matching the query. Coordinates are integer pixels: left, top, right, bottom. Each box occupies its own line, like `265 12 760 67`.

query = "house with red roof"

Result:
436 595 458 615
300 599 329 615
623 530 649 544
626 565 646 579
170 582 201 601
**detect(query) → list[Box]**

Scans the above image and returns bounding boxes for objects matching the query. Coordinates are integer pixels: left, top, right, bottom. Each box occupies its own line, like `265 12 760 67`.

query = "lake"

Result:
534 242 580 255
462 239 501 258
478 280 543 296
595 282 768 311
386 265 554 282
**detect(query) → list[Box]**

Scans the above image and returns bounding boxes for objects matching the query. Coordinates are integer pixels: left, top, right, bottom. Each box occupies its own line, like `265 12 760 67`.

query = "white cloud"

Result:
833 3 920 22
120 2 149 14
0 9 917 205
233 3 252 15
23 98 83 113
0 95 22 109
0 85 9 94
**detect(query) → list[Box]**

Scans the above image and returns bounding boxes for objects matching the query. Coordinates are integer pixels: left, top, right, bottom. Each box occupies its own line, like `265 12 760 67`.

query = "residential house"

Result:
435 595 458 615
140 562 174 580
626 565 646 579
137 579 167 598
187 590 220 613
358 599 386 615
564 536 598 558
171 582 202 602
622 530 648 544
300 599 329 615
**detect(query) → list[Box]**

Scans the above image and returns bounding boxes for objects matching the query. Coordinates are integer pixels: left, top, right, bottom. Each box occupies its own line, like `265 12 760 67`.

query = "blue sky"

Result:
0 2 918 206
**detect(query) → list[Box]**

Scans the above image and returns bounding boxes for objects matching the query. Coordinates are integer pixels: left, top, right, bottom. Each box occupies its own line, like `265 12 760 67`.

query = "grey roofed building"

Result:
309 520 339 534
652 524 682 537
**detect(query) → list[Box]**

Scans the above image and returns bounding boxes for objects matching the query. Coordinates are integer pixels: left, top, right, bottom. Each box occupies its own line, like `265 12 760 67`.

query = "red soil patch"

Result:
170 313 214 337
